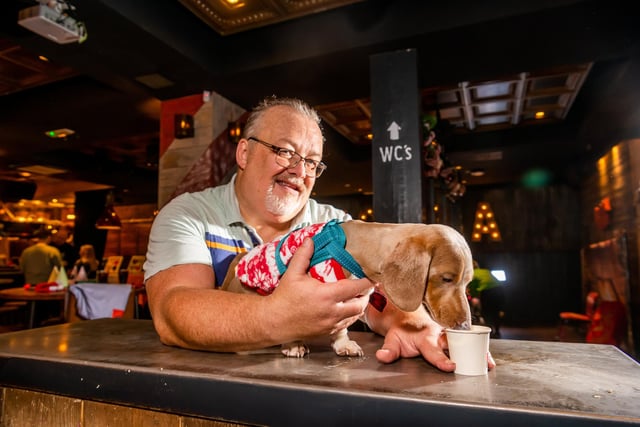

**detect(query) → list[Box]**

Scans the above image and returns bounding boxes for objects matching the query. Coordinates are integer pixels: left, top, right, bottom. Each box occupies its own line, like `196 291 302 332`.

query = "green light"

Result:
522 168 552 187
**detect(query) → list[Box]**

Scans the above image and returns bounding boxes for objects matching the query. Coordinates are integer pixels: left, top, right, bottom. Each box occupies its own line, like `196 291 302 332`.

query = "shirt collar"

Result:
223 173 245 227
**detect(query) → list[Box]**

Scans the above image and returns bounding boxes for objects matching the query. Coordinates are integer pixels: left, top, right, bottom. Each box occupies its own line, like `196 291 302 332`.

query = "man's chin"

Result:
265 195 303 218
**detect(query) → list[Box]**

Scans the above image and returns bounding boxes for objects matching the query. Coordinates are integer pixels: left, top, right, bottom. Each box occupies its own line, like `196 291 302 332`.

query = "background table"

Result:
0 319 639 426
0 287 65 328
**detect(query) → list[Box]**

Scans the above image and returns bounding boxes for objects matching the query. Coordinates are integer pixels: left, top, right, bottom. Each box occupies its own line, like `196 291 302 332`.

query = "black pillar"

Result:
370 49 422 223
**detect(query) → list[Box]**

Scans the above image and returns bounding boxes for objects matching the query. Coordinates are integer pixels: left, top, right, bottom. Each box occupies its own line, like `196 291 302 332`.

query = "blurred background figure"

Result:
50 224 78 269
468 260 506 338
19 229 63 285
70 244 100 281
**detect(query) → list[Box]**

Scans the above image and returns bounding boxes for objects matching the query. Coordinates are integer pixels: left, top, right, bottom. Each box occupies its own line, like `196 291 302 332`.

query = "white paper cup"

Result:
445 325 491 376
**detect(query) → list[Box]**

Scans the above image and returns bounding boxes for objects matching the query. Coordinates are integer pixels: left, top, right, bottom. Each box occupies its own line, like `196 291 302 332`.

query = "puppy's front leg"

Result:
331 329 364 356
281 341 310 357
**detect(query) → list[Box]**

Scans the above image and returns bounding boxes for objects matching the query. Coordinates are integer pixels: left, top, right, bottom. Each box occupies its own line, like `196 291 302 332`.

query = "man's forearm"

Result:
152 287 286 352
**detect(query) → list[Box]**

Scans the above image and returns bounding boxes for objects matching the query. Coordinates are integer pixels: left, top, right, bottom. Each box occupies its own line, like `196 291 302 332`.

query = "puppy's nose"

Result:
456 320 471 330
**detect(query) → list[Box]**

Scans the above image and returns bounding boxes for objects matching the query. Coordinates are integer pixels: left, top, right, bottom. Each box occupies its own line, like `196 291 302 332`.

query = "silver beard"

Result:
265 180 303 217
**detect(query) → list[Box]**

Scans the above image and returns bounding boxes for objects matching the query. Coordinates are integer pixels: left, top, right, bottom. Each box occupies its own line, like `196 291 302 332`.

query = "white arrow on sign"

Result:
387 122 401 140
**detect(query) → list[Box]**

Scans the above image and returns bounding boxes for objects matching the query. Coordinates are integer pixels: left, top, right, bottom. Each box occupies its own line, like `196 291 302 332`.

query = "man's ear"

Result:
236 138 249 169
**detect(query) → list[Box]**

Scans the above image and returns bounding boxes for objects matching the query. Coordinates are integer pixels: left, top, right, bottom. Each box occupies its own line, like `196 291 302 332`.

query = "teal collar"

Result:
275 220 386 312
275 219 366 279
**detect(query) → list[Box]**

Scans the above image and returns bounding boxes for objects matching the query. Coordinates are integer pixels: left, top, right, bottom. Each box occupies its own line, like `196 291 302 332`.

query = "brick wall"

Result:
158 92 245 207
580 139 640 355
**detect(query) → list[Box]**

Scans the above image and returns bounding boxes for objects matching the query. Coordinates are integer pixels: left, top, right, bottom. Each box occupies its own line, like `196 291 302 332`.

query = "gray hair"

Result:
242 96 323 140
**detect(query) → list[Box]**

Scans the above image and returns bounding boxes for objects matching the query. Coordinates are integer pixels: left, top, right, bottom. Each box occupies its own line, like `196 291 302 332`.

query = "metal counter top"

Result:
1 319 639 426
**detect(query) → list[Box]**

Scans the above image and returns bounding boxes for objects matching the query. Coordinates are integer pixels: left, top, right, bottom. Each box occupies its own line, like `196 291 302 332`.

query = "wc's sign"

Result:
370 49 422 223
378 121 414 162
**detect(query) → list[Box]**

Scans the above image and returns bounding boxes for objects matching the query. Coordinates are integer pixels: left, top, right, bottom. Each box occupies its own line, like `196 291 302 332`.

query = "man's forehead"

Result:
264 113 321 139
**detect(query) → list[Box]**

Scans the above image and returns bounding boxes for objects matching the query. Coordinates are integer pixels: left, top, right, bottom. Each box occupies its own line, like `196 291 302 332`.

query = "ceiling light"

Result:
535 111 545 119
45 128 75 139
135 73 174 89
18 165 67 175
469 168 485 177
221 0 245 9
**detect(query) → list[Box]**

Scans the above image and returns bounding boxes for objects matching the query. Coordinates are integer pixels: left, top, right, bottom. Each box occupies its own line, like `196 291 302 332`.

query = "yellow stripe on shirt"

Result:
206 240 248 254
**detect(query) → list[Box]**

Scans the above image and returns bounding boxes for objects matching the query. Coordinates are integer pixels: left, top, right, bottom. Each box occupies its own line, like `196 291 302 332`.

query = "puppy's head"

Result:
379 224 473 330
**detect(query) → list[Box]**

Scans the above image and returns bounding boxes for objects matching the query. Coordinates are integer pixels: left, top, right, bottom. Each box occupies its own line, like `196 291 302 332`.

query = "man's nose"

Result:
289 159 307 178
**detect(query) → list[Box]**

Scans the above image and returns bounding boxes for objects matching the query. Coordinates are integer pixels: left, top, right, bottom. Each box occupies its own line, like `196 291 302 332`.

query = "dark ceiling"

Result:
1 0 639 205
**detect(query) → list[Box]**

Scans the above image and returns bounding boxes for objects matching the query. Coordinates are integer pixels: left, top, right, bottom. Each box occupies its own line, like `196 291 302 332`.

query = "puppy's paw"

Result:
331 329 364 357
333 340 364 357
281 341 309 357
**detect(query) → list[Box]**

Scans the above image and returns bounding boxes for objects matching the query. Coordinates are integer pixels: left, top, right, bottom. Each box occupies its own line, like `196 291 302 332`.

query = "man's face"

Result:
242 106 324 222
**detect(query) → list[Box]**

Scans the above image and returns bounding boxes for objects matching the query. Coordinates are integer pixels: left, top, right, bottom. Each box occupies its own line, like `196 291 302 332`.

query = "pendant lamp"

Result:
95 191 122 230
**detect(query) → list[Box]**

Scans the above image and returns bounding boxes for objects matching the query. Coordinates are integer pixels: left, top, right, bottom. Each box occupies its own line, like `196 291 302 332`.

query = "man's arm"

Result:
146 239 375 352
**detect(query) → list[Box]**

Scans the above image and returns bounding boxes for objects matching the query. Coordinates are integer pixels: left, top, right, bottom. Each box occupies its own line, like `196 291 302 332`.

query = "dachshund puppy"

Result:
222 220 473 357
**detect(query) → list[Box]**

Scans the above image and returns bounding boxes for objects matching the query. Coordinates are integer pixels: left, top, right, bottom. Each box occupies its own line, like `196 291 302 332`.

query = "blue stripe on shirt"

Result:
205 233 249 287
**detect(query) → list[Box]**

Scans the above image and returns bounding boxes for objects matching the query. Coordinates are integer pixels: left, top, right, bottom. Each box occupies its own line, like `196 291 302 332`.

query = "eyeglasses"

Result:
248 136 327 178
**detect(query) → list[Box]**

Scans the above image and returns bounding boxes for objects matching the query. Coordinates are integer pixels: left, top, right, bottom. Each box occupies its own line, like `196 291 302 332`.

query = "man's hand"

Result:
267 238 375 342
374 312 456 371
367 303 496 372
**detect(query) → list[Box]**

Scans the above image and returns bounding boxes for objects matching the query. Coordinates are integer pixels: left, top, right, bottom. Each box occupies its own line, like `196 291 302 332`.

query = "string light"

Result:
471 202 501 242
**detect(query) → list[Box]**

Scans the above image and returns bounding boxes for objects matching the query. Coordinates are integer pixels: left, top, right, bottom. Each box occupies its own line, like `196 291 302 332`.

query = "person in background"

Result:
50 224 78 269
468 260 506 338
144 96 494 372
70 244 100 281
19 228 63 285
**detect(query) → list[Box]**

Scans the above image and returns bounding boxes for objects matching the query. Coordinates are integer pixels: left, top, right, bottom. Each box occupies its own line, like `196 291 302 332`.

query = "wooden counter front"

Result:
0 319 639 426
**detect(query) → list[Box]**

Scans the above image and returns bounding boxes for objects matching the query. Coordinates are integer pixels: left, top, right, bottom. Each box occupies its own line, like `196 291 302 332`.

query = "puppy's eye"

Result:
442 274 454 283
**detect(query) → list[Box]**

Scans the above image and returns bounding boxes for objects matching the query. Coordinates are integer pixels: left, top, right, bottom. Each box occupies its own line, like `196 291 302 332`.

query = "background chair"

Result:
558 287 628 349
557 291 600 342
65 284 136 322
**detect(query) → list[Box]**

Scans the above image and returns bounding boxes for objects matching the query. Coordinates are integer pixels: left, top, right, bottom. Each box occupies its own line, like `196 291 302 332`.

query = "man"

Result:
50 224 77 269
19 228 63 284
144 96 493 372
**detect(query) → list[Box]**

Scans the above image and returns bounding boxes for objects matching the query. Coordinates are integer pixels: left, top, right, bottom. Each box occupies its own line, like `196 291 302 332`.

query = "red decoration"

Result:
593 197 611 230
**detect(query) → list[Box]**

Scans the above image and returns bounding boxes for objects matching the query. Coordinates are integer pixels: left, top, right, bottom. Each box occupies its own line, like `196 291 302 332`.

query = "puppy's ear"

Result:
379 237 430 312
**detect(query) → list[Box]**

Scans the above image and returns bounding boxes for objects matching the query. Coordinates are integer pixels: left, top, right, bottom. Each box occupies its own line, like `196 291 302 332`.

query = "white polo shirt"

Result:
143 174 351 287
